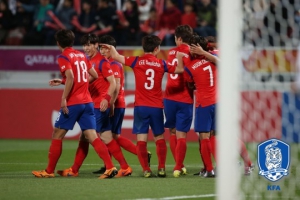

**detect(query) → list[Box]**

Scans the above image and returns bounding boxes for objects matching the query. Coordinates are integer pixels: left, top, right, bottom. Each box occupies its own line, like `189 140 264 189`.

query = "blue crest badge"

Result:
257 139 290 182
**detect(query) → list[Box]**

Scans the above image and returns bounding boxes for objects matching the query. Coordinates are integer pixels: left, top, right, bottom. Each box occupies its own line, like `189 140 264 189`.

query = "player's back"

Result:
186 58 217 107
126 54 168 108
165 44 193 104
59 47 93 106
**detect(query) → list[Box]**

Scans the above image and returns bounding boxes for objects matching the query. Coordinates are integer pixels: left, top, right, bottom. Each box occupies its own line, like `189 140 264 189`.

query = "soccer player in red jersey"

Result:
56 33 131 178
164 25 194 177
102 35 184 177
190 38 254 176
32 29 118 179
179 34 217 177
91 35 151 175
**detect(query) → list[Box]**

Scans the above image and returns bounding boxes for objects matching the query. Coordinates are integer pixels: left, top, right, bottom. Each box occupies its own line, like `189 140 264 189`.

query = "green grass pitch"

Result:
0 140 299 200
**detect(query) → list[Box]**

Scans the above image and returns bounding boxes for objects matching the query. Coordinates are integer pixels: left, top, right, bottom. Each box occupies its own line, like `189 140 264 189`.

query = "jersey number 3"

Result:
75 61 88 83
145 69 154 90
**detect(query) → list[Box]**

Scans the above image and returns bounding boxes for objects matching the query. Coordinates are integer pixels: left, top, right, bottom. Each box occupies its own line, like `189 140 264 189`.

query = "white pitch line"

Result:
130 194 216 200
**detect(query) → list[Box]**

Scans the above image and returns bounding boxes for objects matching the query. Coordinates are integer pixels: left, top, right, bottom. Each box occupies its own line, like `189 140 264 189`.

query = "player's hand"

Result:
49 79 62 86
100 99 109 112
61 98 69 114
99 43 112 50
109 104 115 117
190 44 204 55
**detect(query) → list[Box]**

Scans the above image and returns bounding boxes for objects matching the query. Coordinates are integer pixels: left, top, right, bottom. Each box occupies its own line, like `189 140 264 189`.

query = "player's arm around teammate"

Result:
190 43 219 64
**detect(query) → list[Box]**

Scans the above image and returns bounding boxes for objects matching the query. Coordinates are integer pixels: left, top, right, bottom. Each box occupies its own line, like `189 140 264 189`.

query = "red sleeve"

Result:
163 59 176 73
57 56 71 73
101 62 113 78
111 63 121 78
125 56 139 68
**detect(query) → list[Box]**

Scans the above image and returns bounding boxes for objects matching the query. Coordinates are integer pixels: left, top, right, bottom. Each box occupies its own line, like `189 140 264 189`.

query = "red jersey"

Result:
185 58 217 107
88 52 114 108
58 47 93 106
125 54 176 108
109 58 125 108
164 43 193 104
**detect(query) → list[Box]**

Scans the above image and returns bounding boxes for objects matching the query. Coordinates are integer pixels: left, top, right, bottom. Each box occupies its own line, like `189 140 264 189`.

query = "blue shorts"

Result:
164 99 193 132
133 106 165 136
94 108 111 133
110 108 125 134
194 104 216 132
55 103 96 131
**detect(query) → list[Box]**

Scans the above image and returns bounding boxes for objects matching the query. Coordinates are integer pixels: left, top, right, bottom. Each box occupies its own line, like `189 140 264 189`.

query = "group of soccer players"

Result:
32 24 253 179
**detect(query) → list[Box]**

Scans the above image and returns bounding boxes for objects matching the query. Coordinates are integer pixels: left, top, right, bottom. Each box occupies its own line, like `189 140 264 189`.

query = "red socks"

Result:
209 135 217 164
46 139 62 174
174 138 186 171
116 136 137 155
200 139 213 171
107 139 129 169
239 139 252 167
71 141 89 173
91 138 114 169
156 139 167 169
136 141 151 171
169 134 177 162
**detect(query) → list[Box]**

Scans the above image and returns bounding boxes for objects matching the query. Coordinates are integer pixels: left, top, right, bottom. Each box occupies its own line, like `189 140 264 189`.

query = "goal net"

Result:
218 0 300 199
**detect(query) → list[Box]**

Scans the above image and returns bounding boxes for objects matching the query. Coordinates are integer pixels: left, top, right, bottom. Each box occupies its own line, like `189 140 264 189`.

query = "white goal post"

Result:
217 0 242 199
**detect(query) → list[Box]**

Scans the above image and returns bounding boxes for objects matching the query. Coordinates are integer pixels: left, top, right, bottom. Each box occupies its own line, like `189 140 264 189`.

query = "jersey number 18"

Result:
75 60 88 83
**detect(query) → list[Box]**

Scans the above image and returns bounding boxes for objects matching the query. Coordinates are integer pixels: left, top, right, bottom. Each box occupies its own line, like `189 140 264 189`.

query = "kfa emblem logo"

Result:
257 139 290 182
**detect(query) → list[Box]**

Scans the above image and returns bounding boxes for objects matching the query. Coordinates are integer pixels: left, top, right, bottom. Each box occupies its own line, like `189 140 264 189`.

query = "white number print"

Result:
74 60 88 83
145 69 155 90
170 58 178 79
203 65 214 86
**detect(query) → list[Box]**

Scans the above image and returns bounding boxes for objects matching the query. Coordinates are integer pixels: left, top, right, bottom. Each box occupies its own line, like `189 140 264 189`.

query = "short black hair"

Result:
205 36 217 43
99 35 117 47
175 25 193 43
142 35 161 53
189 34 208 52
54 29 75 48
80 33 99 45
